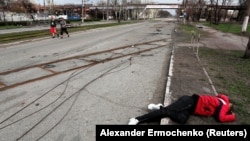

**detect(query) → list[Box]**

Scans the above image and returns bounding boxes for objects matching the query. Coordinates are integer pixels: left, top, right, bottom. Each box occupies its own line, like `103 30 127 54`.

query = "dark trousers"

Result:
136 95 196 124
60 28 68 35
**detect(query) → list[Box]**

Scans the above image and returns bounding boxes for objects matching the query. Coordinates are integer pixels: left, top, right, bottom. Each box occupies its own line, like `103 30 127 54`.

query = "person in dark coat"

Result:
128 93 236 125
59 18 70 39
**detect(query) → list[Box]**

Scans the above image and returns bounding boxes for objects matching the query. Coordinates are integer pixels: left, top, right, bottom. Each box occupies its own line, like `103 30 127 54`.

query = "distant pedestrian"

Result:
50 16 59 38
59 18 70 39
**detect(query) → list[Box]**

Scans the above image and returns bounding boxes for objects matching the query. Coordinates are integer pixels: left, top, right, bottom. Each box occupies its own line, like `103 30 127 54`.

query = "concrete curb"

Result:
160 44 175 125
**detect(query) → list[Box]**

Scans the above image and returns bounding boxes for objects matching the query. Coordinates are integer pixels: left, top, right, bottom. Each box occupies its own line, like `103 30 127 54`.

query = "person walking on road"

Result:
128 93 236 125
50 16 58 38
59 18 70 39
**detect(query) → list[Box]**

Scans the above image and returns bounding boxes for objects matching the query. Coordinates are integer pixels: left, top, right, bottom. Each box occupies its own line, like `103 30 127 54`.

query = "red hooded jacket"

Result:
194 94 236 122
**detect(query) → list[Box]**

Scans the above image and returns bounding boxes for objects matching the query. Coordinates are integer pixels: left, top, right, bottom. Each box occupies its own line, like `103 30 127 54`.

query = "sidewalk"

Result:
161 45 219 125
197 24 247 51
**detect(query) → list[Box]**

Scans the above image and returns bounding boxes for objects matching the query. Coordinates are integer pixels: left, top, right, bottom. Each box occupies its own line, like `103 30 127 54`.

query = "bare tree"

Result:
0 0 10 23
242 0 250 32
237 0 247 22
180 0 206 23
244 36 250 58
243 0 250 58
6 0 37 14
206 0 232 24
195 0 206 22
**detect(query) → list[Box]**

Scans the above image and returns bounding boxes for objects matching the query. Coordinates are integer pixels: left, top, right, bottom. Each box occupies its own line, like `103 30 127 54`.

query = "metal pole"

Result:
81 0 84 23
44 0 46 13
83 0 85 23
106 0 109 21
81 0 89 23
103 2 105 20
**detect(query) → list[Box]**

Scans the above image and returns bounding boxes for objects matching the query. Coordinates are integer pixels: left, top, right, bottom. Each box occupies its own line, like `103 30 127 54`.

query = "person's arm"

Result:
218 104 236 122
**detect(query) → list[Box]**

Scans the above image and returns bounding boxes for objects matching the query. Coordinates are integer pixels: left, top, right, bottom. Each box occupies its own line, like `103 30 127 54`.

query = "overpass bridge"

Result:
139 4 180 18
88 3 181 19
89 3 181 9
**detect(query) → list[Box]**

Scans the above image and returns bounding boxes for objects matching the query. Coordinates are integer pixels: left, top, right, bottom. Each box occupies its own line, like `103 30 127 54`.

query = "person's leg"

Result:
63 28 68 37
148 103 163 110
166 95 195 112
162 95 196 124
60 28 64 38
129 95 195 125
128 105 179 125
55 28 59 38
51 27 55 38
134 106 172 123
65 29 69 37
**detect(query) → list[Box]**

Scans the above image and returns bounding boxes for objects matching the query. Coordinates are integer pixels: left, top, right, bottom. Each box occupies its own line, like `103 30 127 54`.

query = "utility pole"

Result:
47 0 52 14
81 0 84 23
81 0 89 23
106 0 109 21
44 0 46 13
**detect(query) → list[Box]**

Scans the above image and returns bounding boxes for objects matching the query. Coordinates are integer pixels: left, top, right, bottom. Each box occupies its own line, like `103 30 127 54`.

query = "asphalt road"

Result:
0 19 175 141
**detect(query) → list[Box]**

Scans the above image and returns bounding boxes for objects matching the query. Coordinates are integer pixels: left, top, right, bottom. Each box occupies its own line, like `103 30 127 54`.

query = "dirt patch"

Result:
199 25 247 51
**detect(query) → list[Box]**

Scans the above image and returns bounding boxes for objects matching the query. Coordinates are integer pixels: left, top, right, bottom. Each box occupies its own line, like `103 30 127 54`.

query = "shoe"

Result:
61 36 63 39
57 34 59 38
68 34 70 37
148 103 163 110
52 36 55 38
128 118 139 125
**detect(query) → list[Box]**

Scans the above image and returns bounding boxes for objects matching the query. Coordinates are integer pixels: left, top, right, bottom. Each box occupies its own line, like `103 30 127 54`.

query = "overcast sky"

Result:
36 0 182 5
